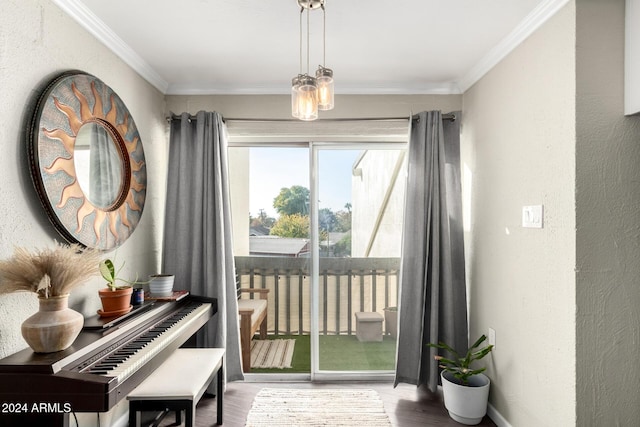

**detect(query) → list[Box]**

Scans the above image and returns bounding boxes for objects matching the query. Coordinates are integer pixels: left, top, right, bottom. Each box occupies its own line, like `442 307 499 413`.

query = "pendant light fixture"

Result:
291 0 334 120
316 2 334 111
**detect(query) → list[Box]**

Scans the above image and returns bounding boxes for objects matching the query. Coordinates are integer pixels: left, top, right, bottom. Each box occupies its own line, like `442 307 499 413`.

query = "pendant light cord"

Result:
299 7 303 75
306 5 310 75
322 3 326 67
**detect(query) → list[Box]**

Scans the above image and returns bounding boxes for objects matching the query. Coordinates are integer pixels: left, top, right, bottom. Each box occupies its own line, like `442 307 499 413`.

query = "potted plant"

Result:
427 334 494 425
0 243 102 352
98 258 147 316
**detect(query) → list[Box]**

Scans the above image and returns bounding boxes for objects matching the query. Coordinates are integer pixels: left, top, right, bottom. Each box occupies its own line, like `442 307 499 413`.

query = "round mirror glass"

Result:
74 122 123 209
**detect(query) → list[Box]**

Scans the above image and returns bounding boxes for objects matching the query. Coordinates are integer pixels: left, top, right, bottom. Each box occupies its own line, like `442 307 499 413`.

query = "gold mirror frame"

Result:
28 71 147 251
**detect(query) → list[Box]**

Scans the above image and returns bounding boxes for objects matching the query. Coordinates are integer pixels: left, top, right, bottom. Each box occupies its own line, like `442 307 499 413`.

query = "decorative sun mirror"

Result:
28 71 147 251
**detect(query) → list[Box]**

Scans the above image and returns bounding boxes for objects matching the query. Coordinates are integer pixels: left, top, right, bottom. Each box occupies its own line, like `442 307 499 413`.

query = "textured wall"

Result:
462 3 577 426
575 0 640 424
0 0 166 364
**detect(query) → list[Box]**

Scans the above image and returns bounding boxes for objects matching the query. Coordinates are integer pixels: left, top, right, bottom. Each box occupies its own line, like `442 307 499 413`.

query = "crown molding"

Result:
457 0 570 93
51 0 169 94
165 82 462 96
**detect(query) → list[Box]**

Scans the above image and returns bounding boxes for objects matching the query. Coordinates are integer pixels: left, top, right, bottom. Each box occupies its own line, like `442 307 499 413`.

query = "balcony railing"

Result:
235 256 400 336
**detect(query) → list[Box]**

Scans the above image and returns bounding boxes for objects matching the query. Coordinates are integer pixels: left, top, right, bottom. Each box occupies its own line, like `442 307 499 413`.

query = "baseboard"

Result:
487 403 513 427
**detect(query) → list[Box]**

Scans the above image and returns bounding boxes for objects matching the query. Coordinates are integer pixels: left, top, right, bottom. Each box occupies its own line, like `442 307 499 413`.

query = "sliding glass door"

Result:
311 145 405 378
229 145 312 375
228 141 406 379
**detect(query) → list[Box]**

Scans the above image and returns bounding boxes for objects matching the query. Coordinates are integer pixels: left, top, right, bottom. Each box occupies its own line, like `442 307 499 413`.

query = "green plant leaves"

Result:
427 334 494 386
99 259 115 284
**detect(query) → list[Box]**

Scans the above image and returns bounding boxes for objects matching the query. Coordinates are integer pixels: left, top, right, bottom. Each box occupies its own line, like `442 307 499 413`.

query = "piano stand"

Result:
127 348 224 427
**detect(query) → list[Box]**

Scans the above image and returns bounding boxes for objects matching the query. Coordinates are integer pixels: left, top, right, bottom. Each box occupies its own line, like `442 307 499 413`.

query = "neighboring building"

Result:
250 236 310 257
351 150 406 258
249 225 270 236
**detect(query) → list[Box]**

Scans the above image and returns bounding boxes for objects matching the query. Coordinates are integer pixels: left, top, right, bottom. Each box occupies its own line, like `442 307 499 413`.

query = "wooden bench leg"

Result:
217 359 224 425
128 401 140 427
186 402 194 427
240 312 252 373
259 315 267 340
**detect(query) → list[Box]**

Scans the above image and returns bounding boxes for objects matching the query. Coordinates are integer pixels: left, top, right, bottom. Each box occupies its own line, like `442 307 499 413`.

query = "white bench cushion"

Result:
128 348 225 400
238 299 267 326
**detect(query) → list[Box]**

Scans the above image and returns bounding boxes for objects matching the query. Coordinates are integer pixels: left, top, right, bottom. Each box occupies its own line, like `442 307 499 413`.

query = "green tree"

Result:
334 209 352 232
270 213 310 238
333 233 351 257
273 186 310 216
251 209 275 228
319 208 336 233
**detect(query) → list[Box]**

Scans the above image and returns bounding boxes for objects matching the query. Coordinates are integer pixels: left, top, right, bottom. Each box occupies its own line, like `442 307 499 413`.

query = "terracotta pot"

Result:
98 286 133 313
21 294 83 353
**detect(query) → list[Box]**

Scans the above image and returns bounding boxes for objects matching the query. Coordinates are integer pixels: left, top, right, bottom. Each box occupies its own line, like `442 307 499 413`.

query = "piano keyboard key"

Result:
84 302 210 383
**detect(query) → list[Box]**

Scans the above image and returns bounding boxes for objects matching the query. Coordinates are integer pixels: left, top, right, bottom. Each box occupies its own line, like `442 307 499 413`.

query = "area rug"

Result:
250 339 295 369
245 388 392 426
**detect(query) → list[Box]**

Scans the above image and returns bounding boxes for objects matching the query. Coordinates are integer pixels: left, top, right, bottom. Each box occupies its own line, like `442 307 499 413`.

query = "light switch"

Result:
522 205 543 228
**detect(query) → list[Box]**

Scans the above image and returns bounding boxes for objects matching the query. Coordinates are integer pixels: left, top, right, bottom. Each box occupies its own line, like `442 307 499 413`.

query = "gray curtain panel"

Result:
163 111 244 382
394 111 467 392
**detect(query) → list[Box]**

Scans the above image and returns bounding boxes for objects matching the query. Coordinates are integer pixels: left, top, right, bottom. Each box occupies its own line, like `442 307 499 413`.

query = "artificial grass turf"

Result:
248 334 396 374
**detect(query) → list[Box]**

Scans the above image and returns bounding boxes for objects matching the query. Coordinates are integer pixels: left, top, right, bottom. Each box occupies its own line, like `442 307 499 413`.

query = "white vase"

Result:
441 371 491 425
21 294 83 353
149 274 175 296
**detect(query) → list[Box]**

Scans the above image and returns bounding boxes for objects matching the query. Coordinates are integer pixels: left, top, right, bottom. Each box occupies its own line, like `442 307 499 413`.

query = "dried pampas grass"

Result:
0 243 103 298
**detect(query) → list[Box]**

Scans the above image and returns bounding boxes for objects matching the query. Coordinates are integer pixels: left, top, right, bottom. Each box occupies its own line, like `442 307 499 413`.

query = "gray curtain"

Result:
394 111 467 392
163 111 244 382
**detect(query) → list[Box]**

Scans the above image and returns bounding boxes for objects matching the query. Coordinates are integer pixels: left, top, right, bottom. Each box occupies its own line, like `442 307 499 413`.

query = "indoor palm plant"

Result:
427 334 494 425
0 243 102 353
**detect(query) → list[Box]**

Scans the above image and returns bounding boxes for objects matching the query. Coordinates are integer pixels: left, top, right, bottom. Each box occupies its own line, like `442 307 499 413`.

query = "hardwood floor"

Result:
150 380 497 427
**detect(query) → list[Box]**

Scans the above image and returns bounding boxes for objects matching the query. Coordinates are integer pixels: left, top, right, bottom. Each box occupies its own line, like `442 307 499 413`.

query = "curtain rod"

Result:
166 113 456 123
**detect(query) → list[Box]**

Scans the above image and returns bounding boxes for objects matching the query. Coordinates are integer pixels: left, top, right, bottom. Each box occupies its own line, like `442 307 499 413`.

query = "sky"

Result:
249 147 360 218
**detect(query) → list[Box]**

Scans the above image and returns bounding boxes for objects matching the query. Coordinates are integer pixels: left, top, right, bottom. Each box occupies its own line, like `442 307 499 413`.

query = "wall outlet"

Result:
488 327 496 348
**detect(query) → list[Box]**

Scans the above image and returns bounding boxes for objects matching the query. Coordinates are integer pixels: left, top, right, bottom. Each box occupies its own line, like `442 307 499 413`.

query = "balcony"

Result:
235 256 400 337
236 255 400 372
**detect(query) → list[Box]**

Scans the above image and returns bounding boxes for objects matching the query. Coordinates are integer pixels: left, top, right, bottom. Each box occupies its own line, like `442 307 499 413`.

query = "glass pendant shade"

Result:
291 76 301 118
291 0 333 120
316 67 334 111
297 75 318 121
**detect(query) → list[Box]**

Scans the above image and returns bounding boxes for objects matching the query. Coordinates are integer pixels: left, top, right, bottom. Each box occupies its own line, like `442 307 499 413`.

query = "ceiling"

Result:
53 0 568 95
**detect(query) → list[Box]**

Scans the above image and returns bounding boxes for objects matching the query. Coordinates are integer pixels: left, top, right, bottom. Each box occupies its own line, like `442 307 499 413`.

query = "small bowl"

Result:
149 274 175 297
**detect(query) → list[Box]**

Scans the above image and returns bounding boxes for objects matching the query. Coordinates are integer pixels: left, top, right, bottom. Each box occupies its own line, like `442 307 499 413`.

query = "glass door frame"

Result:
309 141 405 382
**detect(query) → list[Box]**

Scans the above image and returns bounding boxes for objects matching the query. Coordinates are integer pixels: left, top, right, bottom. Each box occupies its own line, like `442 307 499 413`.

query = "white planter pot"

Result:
441 371 490 425
149 274 175 297
383 308 398 338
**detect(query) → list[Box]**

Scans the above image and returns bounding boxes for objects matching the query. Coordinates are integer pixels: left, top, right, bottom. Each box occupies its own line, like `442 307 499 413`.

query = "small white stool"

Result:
127 348 224 426
355 312 384 342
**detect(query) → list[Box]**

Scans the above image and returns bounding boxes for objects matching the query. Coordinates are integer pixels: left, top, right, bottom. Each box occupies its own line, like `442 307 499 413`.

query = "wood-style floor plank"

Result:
151 381 497 427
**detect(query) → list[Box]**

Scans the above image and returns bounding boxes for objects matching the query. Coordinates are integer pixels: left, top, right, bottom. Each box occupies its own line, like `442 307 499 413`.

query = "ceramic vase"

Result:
21 294 83 353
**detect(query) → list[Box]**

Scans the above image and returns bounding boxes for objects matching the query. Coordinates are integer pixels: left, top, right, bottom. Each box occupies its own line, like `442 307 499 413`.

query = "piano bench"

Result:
127 348 225 427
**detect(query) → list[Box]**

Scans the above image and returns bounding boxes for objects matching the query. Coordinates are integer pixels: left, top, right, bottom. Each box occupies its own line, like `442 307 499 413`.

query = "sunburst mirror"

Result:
28 71 147 251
